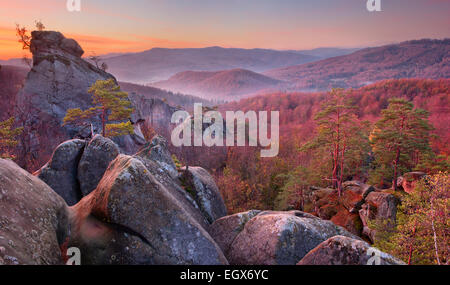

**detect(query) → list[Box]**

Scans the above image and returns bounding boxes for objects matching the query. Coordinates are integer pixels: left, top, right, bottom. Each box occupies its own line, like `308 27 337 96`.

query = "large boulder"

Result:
134 136 211 230
209 210 261 255
78 135 120 196
15 31 145 172
34 139 85 205
297 235 405 265
69 155 227 265
0 159 70 265
359 191 400 242
180 166 227 223
227 211 358 265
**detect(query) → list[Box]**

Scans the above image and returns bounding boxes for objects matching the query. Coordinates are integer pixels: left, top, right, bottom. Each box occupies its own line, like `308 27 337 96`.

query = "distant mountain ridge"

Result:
265 39 450 91
152 68 284 99
103 46 319 84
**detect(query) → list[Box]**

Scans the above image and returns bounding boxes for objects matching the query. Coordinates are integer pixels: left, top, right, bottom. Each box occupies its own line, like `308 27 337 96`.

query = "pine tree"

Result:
301 89 370 196
370 98 433 190
0 117 24 159
63 79 134 138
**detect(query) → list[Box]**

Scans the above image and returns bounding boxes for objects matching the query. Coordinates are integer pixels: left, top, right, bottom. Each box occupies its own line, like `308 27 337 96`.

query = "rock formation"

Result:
220 210 359 265
309 181 399 242
14 31 145 171
0 159 70 265
1 135 402 265
297 235 405 265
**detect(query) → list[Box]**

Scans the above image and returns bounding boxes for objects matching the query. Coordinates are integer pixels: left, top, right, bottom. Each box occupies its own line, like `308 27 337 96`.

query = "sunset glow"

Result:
0 0 449 59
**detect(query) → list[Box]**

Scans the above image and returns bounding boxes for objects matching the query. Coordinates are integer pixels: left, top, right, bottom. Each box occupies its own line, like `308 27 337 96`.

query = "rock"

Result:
78 135 119 196
134 137 211 230
70 155 227 265
0 159 70 265
136 135 178 179
34 139 85 205
180 166 227 223
398 172 426 193
227 211 358 265
364 191 399 222
330 211 363 237
297 235 405 265
15 31 145 172
359 191 400 242
209 210 261 255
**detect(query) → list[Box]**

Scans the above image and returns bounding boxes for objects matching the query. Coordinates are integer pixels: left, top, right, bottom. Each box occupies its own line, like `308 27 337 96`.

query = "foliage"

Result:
300 88 370 195
63 79 134 138
369 98 434 189
373 172 449 265
0 117 24 159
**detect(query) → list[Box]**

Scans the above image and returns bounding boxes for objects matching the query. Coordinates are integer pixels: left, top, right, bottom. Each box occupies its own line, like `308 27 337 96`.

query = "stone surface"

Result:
297 235 405 265
78 135 120 196
359 191 400 242
0 159 70 265
227 211 358 265
35 139 85 205
209 210 261 255
70 155 227 265
181 166 227 223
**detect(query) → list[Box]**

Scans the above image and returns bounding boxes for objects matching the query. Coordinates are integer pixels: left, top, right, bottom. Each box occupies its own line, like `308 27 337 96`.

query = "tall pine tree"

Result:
301 89 370 196
370 98 433 190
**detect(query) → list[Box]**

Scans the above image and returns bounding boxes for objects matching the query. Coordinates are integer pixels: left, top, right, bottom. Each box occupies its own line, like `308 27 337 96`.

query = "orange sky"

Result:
1 0 449 60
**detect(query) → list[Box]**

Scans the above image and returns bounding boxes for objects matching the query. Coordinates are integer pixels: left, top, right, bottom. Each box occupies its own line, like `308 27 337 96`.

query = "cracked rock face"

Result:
0 159 70 265
70 155 228 265
297 235 405 265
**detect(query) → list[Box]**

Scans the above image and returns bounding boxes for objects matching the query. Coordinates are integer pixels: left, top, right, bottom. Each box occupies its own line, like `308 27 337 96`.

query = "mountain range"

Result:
101 46 319 84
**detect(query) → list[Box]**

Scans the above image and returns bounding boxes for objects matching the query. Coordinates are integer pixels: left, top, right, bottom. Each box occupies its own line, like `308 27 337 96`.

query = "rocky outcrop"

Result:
69 155 227 265
297 236 405 265
15 31 145 172
136 135 178 179
78 135 120 196
309 181 399 241
397 172 426 193
180 166 227 223
2 135 403 265
359 191 400 242
226 211 358 265
0 159 70 265
35 139 85 205
209 210 261 255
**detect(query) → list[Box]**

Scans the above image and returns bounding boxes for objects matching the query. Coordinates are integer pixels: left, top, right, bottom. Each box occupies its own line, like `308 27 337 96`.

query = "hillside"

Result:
104 46 318 84
265 39 450 91
152 68 284 99
119 82 215 110
221 79 450 155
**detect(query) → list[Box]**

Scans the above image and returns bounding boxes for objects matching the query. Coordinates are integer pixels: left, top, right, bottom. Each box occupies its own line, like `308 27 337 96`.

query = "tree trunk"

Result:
101 108 106 137
393 146 400 191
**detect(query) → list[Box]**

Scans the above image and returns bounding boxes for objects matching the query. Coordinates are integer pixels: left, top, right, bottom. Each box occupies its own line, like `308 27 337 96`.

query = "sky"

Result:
0 0 449 59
